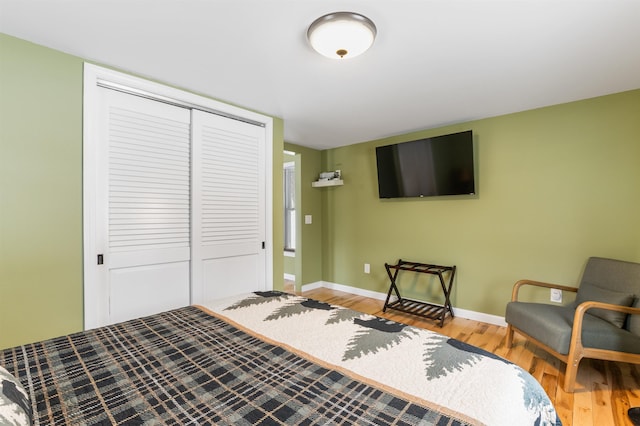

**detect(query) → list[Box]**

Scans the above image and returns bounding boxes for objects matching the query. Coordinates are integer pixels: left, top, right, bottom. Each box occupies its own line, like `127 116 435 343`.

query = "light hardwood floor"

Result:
294 285 640 426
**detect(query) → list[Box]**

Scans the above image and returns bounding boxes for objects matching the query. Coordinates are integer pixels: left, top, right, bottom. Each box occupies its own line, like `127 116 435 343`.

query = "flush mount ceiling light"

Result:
307 12 377 60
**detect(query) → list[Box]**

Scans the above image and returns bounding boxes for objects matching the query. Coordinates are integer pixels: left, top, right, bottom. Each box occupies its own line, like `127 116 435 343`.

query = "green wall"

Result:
1 34 84 348
321 90 640 316
283 254 295 276
0 33 284 349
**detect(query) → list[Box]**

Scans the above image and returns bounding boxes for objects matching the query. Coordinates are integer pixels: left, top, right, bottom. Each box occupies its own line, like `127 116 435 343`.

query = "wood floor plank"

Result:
624 364 640 411
551 361 573 426
573 361 595 426
610 362 633 426
592 381 615 426
298 285 640 426
572 395 593 425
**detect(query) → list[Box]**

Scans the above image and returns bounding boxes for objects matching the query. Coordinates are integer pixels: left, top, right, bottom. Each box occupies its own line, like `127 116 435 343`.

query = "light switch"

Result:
305 215 312 224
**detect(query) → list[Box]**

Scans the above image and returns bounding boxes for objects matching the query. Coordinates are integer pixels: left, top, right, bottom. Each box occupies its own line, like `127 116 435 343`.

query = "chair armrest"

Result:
511 279 578 302
574 300 640 319
571 301 640 348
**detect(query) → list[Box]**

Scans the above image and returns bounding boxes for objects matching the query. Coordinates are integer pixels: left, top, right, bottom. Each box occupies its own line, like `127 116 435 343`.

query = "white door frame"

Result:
83 63 273 330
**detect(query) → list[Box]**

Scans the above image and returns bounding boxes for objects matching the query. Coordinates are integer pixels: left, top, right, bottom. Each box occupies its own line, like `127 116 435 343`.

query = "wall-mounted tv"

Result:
375 130 475 198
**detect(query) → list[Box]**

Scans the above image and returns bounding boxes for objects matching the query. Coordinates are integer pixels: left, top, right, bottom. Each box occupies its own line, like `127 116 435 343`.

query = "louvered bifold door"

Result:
191 110 266 304
100 89 191 324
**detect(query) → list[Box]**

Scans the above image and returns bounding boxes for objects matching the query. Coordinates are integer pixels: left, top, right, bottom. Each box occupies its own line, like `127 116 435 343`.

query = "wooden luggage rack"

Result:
383 259 456 327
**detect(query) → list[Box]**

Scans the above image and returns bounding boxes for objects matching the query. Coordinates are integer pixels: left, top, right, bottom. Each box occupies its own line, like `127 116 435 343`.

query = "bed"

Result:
1 291 561 425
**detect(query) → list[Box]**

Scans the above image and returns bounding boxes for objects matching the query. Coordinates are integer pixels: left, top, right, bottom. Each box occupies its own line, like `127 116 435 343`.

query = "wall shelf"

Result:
312 179 343 188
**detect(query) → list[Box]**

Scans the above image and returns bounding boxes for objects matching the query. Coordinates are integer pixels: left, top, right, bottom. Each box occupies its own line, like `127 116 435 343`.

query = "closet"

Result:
83 64 273 329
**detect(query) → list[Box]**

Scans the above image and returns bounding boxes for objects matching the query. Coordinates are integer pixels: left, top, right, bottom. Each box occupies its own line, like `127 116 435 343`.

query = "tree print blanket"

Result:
203 291 561 426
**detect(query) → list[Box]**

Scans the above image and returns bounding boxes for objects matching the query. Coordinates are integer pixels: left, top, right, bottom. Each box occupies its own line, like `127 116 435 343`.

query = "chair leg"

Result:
506 324 514 348
563 354 581 393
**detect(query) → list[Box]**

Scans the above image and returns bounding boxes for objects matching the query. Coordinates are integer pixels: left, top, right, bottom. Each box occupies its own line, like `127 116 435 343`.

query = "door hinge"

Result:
97 254 104 265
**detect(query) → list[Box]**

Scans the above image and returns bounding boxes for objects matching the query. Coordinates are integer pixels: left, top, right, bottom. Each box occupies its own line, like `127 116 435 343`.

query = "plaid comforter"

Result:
1 305 472 425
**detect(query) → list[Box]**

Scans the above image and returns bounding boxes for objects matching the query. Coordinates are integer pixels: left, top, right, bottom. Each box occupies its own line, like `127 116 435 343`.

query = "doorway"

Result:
283 150 301 294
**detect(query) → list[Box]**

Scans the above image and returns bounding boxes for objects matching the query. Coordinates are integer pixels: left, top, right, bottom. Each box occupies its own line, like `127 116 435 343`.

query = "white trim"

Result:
284 273 295 281
283 251 295 258
84 64 272 125
83 63 274 329
96 79 265 128
83 65 102 330
264 119 274 294
304 281 388 301
301 281 507 327
300 281 324 292
452 307 507 327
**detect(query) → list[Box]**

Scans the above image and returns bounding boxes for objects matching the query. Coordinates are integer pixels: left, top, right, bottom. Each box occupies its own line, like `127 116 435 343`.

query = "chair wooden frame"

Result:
506 279 640 392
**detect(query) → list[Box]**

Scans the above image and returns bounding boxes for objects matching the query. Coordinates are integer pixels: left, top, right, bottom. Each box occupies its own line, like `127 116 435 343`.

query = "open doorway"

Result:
283 150 301 294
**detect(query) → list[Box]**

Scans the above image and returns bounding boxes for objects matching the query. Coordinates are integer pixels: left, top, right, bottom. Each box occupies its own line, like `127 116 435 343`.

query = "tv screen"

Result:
375 130 475 198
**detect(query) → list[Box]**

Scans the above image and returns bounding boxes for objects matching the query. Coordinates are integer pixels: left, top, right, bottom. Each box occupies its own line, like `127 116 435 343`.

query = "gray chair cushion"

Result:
629 298 640 336
579 257 640 296
573 257 640 328
506 301 640 355
574 283 634 327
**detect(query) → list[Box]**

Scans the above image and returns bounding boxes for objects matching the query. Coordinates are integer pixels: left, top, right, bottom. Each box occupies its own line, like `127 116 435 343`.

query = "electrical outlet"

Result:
550 288 562 303
364 263 370 274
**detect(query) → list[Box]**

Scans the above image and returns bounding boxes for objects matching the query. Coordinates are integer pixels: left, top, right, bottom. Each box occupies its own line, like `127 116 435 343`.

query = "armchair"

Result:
505 257 640 392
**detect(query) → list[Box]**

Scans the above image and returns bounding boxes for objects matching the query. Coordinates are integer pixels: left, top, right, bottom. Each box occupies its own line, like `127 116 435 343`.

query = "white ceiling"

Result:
1 1 639 150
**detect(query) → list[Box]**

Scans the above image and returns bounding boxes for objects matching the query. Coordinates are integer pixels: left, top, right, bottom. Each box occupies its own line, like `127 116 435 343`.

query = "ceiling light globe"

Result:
307 12 377 60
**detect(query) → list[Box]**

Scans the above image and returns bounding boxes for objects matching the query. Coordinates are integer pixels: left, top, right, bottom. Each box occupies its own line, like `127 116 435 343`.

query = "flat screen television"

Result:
375 130 475 198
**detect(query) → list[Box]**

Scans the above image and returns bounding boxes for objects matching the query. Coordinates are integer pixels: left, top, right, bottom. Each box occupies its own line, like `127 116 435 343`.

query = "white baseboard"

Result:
452 307 507 327
284 273 295 281
300 281 324 292
304 281 388 301
301 281 507 327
